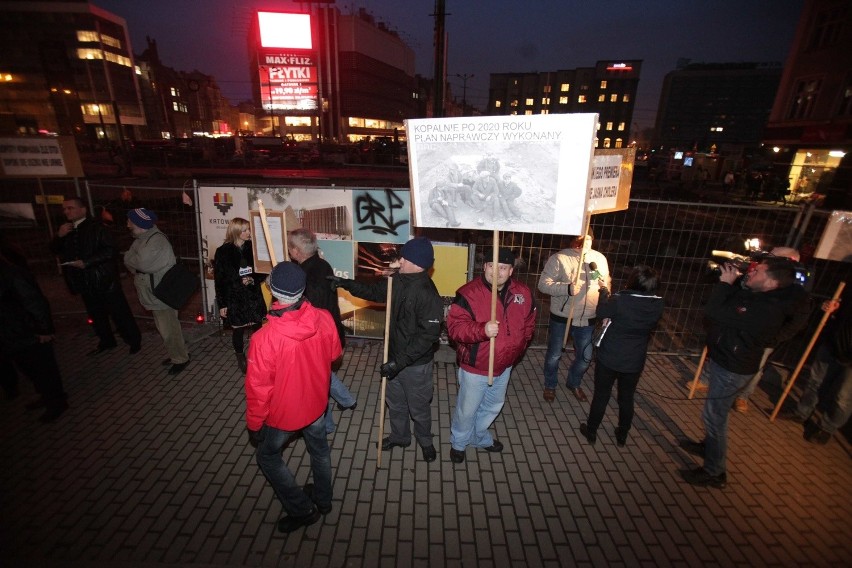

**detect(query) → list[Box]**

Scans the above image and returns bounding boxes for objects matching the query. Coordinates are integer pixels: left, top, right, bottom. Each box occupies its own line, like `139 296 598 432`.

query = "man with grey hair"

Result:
246 261 342 533
288 228 357 434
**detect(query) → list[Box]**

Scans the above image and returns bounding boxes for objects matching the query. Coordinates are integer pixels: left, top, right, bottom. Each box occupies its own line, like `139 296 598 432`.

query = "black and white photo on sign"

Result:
406 114 597 235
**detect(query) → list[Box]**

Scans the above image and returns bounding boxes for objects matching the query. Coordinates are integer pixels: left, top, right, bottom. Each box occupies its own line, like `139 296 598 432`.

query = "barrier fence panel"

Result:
1 178 850 358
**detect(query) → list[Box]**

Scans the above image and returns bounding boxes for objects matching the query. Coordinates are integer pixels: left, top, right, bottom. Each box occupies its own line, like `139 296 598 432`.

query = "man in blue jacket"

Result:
446 248 536 463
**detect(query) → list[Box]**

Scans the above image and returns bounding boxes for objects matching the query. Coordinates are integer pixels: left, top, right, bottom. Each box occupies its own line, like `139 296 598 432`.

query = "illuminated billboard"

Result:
259 65 318 112
258 12 312 49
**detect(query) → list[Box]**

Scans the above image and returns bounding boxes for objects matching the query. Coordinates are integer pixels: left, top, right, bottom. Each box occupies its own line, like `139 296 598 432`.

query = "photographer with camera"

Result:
681 256 800 489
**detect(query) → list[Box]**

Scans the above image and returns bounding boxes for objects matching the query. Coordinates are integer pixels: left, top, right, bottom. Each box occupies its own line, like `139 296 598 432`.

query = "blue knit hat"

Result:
269 261 306 304
400 237 434 269
127 208 157 229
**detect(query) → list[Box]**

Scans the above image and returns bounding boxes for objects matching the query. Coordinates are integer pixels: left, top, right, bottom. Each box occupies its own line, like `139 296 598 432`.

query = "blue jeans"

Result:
450 366 511 450
255 413 332 517
702 358 751 476
740 348 773 400
324 372 357 434
796 343 852 433
543 315 594 389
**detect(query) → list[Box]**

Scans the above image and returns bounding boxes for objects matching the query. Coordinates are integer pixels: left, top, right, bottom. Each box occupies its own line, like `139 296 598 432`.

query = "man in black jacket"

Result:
681 257 798 488
330 237 443 462
51 198 141 355
288 228 357 434
0 247 68 422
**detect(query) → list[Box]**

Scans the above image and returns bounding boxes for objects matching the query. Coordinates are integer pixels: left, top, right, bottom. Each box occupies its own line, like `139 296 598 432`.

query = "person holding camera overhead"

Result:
579 265 663 447
680 256 800 488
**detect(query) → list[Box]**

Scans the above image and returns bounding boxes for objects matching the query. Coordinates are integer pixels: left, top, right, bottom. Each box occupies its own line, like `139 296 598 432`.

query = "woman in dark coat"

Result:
580 265 664 446
214 217 266 372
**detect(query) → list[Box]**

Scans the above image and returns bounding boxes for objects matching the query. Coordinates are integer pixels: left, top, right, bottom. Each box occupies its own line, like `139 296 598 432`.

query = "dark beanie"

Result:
485 247 516 266
127 208 157 229
400 237 434 269
268 261 306 304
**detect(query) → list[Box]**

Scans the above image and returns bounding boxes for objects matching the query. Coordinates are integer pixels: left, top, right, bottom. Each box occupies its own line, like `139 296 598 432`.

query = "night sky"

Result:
95 0 804 130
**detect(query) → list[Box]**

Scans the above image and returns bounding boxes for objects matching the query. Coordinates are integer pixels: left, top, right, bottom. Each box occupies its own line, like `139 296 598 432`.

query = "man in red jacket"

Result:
245 262 342 533
447 248 537 463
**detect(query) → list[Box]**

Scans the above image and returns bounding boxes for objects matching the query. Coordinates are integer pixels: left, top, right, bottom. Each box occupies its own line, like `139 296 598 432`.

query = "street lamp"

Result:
455 73 474 116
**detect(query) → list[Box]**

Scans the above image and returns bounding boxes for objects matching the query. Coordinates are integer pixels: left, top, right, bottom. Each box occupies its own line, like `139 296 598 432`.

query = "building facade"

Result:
247 7 417 143
762 0 851 206
487 61 642 149
0 0 146 149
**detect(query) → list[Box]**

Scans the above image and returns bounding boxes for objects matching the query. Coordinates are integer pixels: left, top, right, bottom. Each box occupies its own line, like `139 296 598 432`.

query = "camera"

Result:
706 245 810 286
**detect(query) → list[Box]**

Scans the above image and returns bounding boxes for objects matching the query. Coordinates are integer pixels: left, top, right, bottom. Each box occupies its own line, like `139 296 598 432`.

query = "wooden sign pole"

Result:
770 281 845 422
376 276 394 469
687 346 708 400
488 230 499 386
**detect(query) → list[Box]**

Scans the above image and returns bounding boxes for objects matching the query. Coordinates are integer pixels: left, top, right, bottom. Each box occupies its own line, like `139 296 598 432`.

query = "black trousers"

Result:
82 284 141 348
586 360 641 434
1 342 66 408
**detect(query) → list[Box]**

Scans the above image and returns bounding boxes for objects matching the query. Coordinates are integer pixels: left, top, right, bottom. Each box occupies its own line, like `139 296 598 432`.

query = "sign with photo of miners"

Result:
405 114 598 235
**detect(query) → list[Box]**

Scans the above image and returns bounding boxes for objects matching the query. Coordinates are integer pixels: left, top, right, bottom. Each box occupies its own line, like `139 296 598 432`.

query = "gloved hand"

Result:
379 360 400 379
326 275 354 291
247 427 264 448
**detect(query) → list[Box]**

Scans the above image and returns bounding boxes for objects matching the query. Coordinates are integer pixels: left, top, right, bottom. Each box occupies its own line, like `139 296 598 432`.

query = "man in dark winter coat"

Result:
51 197 141 355
288 228 357 434
329 237 443 462
681 257 798 488
0 248 68 422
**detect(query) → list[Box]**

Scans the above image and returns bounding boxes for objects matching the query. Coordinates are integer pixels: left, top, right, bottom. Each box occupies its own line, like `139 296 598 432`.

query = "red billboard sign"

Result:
259 65 318 112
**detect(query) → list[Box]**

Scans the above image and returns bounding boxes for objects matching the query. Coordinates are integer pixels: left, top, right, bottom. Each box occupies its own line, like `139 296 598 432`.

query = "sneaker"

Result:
303 483 332 515
168 360 190 375
336 401 357 411
734 398 748 413
449 448 465 463
381 437 411 451
569 387 588 402
679 438 706 458
543 388 556 402
482 440 504 453
804 421 833 445
579 423 596 445
235 352 247 374
277 508 321 533
421 444 437 462
680 466 727 489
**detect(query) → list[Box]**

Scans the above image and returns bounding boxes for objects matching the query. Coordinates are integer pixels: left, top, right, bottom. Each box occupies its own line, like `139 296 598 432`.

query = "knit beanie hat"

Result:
268 261 306 305
485 247 516 267
127 208 157 229
400 237 434 269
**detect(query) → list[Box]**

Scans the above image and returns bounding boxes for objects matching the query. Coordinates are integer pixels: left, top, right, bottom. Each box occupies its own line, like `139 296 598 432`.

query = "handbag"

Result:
150 263 199 309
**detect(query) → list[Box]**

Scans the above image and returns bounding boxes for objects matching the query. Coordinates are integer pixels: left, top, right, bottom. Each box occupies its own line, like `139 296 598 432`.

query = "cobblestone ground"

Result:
2 299 851 567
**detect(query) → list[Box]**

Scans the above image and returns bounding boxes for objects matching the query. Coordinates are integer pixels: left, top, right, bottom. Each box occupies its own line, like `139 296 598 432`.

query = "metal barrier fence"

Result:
1 178 849 361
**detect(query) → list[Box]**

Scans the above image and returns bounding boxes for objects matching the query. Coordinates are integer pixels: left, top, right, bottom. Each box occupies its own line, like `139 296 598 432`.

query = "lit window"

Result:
510 110 518 115
513 79 518 85
610 93 618 102
543 85 552 93
598 94 605 102
541 109 549 114
541 97 550 105
100 35 122 49
603 137 611 148
510 99 518 107
495 100 502 108
615 138 623 148
839 83 852 116
559 96 568 104
173 101 180 111
606 121 613 130
170 87 180 97
525 110 533 115
594 137 599 147
560 83 570 92
77 48 101 60
77 31 98 43
578 95 587 103
600 80 607 89
618 122 625 131
596 123 601 131
622 94 630 102
525 98 534 106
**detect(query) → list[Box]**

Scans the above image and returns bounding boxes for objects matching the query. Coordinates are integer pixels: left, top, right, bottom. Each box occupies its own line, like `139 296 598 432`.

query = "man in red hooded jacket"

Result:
245 262 342 533
447 248 537 463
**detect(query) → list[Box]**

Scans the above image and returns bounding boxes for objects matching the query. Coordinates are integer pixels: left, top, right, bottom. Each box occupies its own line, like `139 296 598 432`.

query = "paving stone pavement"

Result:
2 312 851 567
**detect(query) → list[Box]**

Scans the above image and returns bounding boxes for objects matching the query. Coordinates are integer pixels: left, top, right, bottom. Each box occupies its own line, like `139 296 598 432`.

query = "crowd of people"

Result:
2 205 847 534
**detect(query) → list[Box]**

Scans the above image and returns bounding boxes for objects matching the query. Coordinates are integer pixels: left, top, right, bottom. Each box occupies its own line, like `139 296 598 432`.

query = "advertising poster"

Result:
289 187 352 240
352 188 411 244
815 210 852 262
405 114 597 234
